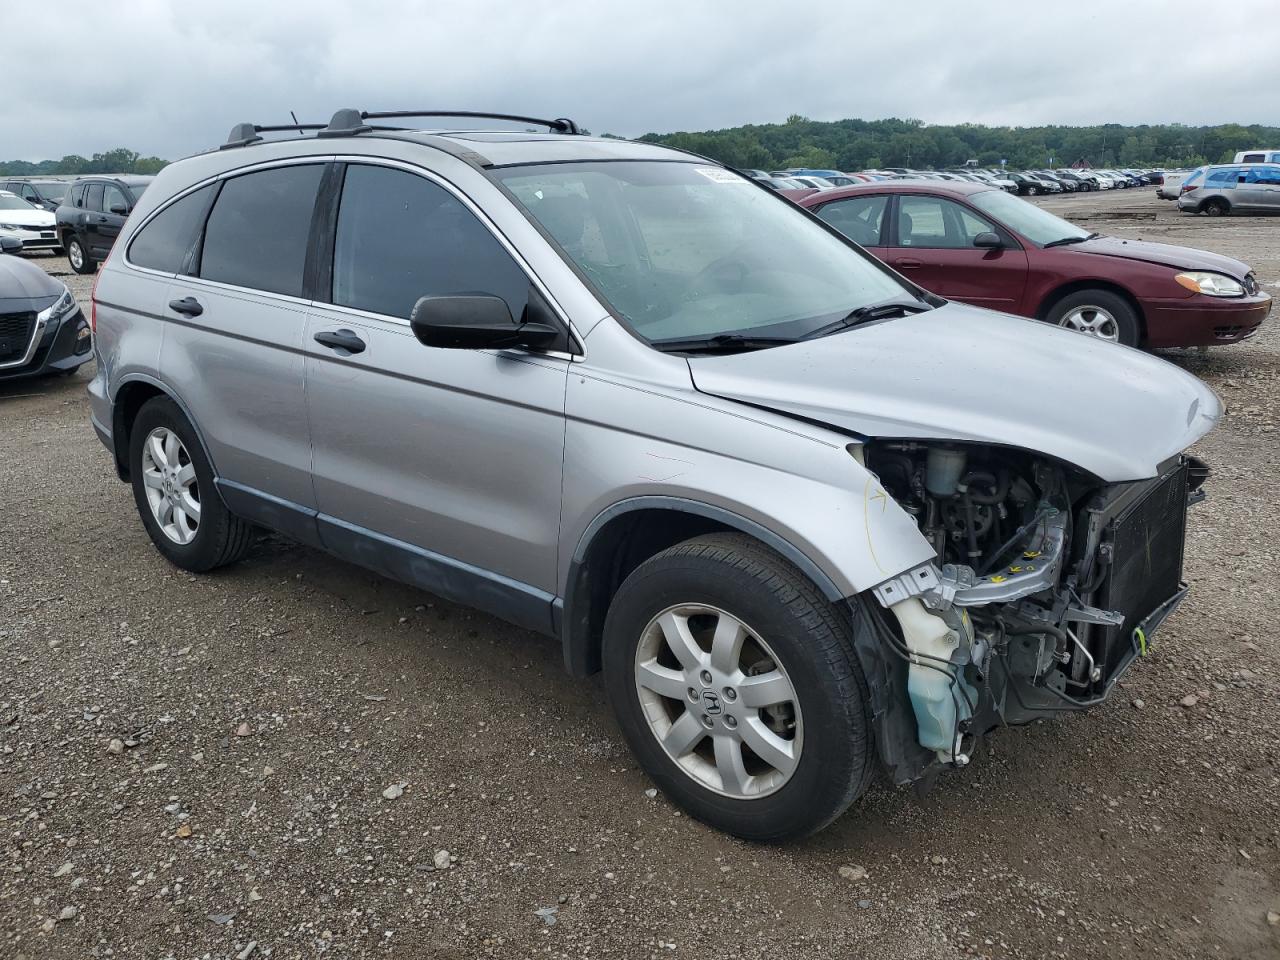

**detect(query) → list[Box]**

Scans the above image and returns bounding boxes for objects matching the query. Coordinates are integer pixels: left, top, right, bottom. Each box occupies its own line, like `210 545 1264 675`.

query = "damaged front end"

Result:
859 440 1207 782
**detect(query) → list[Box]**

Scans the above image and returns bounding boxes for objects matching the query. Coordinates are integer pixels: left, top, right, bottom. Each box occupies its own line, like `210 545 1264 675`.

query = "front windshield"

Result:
494 161 911 344
969 189 1091 246
0 193 35 211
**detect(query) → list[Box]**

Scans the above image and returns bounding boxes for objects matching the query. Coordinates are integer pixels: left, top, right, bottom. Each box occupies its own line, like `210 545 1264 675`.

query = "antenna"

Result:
290 110 304 137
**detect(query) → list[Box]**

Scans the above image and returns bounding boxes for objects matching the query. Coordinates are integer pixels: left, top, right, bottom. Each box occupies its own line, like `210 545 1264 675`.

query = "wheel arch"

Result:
558 497 847 678
110 375 218 482
1036 279 1148 343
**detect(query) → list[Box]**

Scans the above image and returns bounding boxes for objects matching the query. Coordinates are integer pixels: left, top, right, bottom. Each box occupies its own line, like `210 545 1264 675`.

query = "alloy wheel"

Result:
634 604 802 798
68 242 84 270
140 426 201 544
1058 305 1120 341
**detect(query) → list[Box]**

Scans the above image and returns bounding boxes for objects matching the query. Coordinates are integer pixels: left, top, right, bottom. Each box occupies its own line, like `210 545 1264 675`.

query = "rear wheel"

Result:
602 533 874 841
1202 198 1229 217
67 237 95 274
128 396 255 572
1046 288 1140 347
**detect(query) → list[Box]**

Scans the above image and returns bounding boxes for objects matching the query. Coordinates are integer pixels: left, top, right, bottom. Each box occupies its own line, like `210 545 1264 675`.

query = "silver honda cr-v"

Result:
87 109 1218 840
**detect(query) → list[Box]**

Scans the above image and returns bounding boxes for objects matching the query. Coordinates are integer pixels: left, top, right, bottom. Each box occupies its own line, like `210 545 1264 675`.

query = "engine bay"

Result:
863 440 1194 777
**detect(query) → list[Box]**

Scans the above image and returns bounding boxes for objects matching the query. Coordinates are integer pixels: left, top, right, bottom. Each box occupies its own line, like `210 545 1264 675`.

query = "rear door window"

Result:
85 183 105 212
814 195 889 246
197 164 325 298
329 163 530 321
128 185 214 274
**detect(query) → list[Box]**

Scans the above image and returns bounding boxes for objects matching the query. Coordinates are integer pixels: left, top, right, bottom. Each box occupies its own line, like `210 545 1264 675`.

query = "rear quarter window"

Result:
127 185 215 274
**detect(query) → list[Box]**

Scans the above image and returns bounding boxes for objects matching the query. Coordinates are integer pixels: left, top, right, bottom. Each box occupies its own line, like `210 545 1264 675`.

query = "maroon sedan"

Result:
798 181 1271 347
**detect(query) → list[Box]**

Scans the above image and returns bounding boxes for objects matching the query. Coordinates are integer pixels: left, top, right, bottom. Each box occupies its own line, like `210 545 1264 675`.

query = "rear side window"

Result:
198 164 324 298
330 164 529 321
69 184 86 208
85 183 105 212
815 195 888 246
128 185 214 273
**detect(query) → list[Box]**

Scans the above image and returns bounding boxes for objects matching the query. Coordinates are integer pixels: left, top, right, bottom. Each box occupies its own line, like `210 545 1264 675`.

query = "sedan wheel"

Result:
1058 305 1121 341
140 426 201 545
634 603 802 798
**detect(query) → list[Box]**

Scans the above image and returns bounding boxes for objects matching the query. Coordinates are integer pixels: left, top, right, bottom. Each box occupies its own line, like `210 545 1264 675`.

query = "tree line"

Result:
5 118 1279 178
0 148 167 177
638 117 1280 171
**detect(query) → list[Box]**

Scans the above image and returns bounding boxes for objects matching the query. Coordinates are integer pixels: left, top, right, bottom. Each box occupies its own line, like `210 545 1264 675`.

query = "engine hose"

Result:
959 469 1009 505
963 494 981 563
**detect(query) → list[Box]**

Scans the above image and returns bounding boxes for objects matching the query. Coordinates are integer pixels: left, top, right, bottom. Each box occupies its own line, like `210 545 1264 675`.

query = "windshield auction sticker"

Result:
693 166 749 184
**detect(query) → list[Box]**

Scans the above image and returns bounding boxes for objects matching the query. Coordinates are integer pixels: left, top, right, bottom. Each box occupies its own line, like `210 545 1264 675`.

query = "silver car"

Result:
88 109 1218 840
1178 163 1280 216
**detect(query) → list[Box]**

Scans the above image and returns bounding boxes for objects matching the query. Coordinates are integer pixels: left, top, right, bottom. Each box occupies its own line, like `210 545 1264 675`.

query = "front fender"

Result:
560 367 935 601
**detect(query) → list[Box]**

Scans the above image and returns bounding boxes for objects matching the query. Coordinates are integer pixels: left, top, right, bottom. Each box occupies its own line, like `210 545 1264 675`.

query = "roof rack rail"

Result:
318 108 581 137
221 121 327 150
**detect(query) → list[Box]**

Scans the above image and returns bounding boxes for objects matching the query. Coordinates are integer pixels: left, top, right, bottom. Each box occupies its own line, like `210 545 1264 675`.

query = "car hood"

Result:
1071 235 1249 278
688 302 1220 482
0 253 63 301
0 208 55 228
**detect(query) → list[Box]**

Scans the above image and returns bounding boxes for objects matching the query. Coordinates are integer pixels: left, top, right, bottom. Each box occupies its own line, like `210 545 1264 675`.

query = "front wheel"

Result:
67 237 96 274
602 533 874 841
1046 288 1140 346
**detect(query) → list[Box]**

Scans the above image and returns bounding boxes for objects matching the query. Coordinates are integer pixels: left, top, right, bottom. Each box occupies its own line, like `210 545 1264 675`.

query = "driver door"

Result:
887 194 1028 313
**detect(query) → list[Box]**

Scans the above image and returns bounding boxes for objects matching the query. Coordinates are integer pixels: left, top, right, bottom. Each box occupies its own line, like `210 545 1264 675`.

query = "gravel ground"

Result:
1 189 1277 960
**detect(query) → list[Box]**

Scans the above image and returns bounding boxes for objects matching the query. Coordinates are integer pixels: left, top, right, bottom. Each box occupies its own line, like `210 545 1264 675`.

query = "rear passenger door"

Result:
157 162 326 538
303 162 570 630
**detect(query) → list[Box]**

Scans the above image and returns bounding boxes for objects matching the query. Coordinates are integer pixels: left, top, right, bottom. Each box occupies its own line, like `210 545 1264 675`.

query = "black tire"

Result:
1045 288 1141 347
66 236 96 274
602 532 874 841
128 396 254 572
1202 198 1229 217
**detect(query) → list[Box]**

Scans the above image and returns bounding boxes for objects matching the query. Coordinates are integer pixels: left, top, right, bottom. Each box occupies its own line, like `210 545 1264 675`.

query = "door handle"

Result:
314 329 366 354
94 216 109 223
167 297 204 317
893 257 924 269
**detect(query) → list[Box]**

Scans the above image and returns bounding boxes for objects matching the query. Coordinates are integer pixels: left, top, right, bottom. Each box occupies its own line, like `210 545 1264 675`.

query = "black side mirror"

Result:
109 202 128 216
973 232 1003 249
410 294 561 351
0 235 21 254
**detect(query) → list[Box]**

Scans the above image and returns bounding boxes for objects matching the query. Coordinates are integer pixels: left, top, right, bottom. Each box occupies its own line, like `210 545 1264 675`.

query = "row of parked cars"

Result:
0 174 154 272
54 108 1249 841
747 166 1164 196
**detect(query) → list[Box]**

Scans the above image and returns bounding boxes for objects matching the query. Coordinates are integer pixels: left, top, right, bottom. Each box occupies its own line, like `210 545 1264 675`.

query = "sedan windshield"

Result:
969 189 1092 246
494 161 912 346
0 194 35 211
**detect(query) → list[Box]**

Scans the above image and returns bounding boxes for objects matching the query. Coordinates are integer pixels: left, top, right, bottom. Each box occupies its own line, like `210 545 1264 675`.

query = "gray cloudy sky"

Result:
8 0 1277 161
